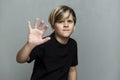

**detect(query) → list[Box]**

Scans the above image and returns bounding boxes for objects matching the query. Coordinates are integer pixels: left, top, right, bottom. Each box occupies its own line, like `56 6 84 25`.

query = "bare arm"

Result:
68 66 77 80
16 18 50 63
16 43 35 63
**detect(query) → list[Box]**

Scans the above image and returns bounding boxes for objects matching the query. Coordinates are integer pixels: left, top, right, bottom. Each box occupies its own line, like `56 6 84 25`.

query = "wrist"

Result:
26 42 36 50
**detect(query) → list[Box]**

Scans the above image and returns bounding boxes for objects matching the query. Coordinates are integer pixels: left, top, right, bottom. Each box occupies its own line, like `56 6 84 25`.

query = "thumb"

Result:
42 37 51 43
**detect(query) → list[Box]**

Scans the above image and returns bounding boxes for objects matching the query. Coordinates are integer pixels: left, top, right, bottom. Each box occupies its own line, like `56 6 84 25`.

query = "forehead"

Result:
60 14 74 21
57 10 73 19
67 14 74 20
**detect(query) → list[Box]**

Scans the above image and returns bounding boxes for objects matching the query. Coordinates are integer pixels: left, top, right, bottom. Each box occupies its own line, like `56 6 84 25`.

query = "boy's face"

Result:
54 14 75 38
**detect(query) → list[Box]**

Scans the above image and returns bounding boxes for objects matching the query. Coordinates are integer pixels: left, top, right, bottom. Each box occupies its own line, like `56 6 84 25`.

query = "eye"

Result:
57 21 64 23
68 20 73 23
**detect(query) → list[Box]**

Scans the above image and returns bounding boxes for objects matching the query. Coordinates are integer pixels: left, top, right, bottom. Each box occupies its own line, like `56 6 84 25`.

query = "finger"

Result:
27 21 32 32
38 20 44 30
42 25 49 33
34 18 39 28
42 37 51 43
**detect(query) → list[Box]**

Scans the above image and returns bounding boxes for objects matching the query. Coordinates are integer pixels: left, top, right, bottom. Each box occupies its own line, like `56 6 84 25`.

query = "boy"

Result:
16 5 78 80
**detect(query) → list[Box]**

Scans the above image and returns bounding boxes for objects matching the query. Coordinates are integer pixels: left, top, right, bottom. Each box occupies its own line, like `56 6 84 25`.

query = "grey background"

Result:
0 0 120 80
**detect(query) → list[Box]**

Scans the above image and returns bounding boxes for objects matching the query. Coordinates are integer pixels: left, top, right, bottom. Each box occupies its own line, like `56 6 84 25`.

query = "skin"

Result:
16 18 51 63
16 15 77 80
53 14 77 80
53 14 75 44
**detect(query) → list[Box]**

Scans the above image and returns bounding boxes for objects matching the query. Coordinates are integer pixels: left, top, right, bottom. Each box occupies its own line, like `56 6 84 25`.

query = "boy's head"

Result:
48 5 76 29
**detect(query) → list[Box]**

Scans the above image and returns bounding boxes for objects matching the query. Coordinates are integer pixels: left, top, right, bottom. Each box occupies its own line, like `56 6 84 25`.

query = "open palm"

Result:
27 18 50 46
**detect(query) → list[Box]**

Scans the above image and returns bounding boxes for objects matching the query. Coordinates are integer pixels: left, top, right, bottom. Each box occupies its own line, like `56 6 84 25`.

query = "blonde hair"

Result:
48 5 76 28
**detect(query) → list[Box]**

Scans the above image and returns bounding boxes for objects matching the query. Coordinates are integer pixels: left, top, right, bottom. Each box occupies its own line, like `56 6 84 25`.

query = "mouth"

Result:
63 29 70 31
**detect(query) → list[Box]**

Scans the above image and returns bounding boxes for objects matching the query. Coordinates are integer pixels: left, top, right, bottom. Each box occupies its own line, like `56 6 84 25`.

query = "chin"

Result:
62 34 71 38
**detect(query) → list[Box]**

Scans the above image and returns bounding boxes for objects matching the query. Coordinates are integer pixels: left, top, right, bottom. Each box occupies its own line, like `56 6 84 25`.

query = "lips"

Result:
63 29 70 31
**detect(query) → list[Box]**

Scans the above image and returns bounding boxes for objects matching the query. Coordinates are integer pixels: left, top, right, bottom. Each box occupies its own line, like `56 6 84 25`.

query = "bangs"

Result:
55 11 70 22
48 5 76 27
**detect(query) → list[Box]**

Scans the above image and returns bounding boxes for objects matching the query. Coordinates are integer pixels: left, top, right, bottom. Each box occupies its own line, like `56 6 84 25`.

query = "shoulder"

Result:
69 38 77 45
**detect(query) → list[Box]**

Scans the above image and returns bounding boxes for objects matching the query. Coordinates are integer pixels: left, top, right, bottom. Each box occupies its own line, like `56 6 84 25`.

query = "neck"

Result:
55 35 69 45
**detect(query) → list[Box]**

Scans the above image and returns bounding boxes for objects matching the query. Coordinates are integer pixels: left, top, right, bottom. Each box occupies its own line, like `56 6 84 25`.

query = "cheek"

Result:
53 26 60 32
70 25 75 29
54 24 62 29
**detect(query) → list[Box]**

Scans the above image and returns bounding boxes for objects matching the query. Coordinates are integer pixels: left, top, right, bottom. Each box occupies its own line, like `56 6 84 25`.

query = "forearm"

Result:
16 42 35 63
68 66 77 80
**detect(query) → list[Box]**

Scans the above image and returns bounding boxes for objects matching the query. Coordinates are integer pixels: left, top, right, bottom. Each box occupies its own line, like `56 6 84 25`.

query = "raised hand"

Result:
27 18 51 47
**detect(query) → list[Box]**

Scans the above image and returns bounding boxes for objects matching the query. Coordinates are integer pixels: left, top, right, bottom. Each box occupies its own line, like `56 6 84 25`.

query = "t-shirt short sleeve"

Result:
71 41 78 66
27 45 44 63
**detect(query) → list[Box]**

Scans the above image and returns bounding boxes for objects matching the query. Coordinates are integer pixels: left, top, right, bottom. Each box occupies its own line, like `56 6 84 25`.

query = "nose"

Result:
64 21 69 27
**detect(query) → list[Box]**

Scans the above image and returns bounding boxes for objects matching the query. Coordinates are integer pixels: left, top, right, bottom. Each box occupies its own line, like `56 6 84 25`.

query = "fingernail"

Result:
36 18 39 20
41 20 44 23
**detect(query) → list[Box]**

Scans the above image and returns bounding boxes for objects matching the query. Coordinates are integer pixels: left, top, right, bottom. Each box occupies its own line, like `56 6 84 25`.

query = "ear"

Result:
51 26 55 31
52 28 55 31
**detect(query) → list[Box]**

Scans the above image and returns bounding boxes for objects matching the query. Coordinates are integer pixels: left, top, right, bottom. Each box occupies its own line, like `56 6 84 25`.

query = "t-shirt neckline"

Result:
50 32 70 47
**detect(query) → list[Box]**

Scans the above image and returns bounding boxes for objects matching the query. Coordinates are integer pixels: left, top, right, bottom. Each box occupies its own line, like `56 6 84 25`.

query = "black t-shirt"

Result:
27 32 78 80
